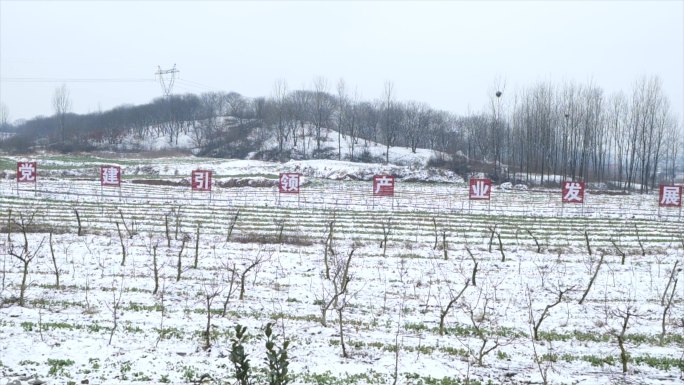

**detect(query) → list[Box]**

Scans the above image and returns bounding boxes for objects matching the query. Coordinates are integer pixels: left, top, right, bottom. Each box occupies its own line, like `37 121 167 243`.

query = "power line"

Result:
1 77 155 83
176 77 219 91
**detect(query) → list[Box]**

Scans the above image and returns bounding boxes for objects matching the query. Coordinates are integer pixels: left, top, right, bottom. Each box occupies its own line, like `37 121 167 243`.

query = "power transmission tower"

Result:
155 64 179 97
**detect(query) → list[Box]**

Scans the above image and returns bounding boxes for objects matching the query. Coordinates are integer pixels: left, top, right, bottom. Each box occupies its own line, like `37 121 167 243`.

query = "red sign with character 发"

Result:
562 181 585 204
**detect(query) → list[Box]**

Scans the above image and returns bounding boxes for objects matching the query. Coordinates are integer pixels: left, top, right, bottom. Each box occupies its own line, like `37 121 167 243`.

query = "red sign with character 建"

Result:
100 165 121 187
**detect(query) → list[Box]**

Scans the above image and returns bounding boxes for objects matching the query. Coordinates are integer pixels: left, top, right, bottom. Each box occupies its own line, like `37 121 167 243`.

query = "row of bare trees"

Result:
467 76 679 191
3 75 680 191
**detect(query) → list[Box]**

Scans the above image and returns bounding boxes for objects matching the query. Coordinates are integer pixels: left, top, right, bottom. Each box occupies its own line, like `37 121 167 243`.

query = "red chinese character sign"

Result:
469 178 492 200
17 162 37 183
373 175 395 196
192 170 212 191
562 182 585 204
100 166 121 187
279 173 300 193
659 185 682 207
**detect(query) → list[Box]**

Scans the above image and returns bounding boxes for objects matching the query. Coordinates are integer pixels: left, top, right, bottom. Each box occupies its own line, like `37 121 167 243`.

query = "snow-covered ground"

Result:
0 155 683 385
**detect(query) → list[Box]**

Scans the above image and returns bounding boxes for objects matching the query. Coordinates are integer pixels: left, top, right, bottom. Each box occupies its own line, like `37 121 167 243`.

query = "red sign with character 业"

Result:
469 178 492 200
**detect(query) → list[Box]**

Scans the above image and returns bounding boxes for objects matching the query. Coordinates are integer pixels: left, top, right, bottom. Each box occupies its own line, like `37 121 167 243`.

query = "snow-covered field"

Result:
0 155 683 385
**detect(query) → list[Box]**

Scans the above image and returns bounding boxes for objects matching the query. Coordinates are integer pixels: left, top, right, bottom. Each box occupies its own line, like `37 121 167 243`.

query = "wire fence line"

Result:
3 177 681 222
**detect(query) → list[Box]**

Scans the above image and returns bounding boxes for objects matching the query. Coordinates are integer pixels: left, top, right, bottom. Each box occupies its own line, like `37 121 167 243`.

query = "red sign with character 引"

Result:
192 170 212 191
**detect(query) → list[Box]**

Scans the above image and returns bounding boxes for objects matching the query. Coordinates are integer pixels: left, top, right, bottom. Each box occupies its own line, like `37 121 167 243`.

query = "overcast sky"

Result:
1 0 682 123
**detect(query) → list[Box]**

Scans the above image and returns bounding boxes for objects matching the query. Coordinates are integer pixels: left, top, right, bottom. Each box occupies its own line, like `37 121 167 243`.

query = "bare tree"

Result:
0 103 9 128
318 245 355 329
346 89 360 161
610 305 640 373
107 278 125 345
381 81 398 164
225 92 247 124
52 84 72 143
272 80 289 155
311 77 334 155
336 78 347 160
7 212 45 306
238 251 268 300
437 278 470 336
528 284 574 340
202 278 223 350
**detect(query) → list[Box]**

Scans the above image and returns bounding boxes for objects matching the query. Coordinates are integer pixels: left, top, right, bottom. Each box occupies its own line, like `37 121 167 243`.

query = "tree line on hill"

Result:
0 75 679 192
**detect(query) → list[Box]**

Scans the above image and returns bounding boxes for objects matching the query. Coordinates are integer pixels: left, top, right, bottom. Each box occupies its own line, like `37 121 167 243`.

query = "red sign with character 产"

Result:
373 175 395 196
192 170 212 191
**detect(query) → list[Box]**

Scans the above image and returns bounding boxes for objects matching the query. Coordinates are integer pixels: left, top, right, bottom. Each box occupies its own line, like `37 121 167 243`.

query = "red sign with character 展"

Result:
659 185 682 208
373 175 395 196
192 170 212 191
16 162 37 183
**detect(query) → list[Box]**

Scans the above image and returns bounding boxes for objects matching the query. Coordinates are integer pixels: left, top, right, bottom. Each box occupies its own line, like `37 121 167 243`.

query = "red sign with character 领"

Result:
100 165 121 187
17 162 37 183
192 170 212 191
659 185 682 207
469 178 492 200
373 175 395 196
279 173 300 193
562 181 585 203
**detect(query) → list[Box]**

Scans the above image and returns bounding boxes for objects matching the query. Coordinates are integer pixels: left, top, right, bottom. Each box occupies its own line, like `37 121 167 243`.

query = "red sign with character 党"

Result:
562 181 585 203
469 178 492 200
659 185 682 207
192 170 212 191
373 175 395 196
100 165 121 187
279 173 300 193
16 162 37 183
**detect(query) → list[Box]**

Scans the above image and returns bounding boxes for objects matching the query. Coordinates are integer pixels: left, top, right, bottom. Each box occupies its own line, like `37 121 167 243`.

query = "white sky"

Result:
1 0 682 123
